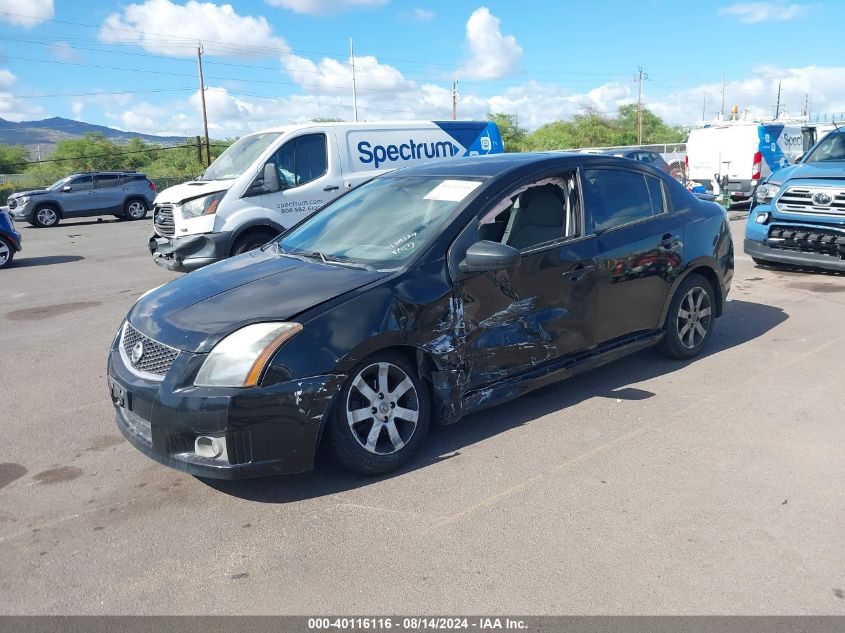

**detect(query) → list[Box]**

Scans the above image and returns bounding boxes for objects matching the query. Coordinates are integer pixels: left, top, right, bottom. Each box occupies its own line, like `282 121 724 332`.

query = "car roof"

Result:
382 151 654 179
68 171 145 177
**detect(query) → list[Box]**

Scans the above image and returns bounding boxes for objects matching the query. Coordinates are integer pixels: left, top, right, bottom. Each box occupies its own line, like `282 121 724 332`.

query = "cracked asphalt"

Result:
1 215 844 614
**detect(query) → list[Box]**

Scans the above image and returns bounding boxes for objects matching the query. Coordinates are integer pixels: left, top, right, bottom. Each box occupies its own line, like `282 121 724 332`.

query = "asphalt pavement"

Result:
1 215 844 614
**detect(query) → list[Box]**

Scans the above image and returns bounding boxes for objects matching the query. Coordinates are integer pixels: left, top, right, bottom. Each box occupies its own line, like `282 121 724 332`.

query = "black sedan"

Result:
108 153 733 477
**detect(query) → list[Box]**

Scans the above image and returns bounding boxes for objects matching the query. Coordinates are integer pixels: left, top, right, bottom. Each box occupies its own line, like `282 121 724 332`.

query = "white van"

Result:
686 121 805 200
149 120 504 272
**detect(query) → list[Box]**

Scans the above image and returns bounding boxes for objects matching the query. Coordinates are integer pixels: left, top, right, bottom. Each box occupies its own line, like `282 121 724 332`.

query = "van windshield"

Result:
200 132 281 181
805 131 845 163
278 175 485 270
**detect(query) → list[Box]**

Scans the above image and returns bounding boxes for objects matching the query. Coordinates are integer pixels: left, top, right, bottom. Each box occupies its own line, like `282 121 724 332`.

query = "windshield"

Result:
200 132 282 181
278 176 485 270
47 176 73 191
805 131 845 163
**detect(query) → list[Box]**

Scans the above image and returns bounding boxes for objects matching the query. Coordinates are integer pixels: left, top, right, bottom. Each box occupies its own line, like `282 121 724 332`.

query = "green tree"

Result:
487 112 527 152
0 144 30 173
616 104 686 144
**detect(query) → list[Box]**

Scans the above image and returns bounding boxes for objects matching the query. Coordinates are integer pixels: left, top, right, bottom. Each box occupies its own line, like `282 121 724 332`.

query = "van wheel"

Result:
329 352 431 475
231 230 278 256
33 205 60 227
657 273 715 360
125 199 148 220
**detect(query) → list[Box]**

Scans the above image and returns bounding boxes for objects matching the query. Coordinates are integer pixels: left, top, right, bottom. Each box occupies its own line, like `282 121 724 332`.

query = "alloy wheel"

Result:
345 361 420 455
127 201 146 219
677 286 712 349
0 240 9 266
37 207 58 226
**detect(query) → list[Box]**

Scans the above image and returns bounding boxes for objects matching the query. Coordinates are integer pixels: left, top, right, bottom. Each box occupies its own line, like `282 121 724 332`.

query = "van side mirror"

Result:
459 240 521 274
794 153 805 163
245 163 282 197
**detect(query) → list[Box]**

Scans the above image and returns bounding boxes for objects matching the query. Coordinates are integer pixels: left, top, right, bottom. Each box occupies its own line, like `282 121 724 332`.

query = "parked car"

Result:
745 127 845 271
150 120 504 272
108 152 734 478
0 208 21 269
7 171 156 227
602 148 672 175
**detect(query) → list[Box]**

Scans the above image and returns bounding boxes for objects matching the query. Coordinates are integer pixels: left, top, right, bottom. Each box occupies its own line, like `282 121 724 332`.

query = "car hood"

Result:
9 189 49 198
128 248 387 353
154 179 236 205
774 161 845 183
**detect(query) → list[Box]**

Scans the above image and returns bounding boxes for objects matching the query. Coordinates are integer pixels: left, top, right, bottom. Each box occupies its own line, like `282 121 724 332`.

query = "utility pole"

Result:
720 73 726 120
702 97 706 122
350 37 359 122
775 81 782 119
196 43 211 166
451 78 458 120
635 66 649 146
804 93 810 118
195 135 203 164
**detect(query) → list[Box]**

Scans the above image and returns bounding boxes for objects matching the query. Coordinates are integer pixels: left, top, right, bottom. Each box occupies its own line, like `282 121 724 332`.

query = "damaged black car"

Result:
107 153 733 478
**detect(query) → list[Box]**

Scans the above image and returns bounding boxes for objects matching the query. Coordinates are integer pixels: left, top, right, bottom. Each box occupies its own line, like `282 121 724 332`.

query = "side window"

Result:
270 133 328 188
478 174 580 251
583 169 664 233
71 176 94 191
96 174 120 189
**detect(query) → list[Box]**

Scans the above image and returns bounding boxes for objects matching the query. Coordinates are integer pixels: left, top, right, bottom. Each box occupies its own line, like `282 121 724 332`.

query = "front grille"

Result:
776 186 845 216
153 204 175 236
120 322 179 379
767 224 845 258
227 430 253 465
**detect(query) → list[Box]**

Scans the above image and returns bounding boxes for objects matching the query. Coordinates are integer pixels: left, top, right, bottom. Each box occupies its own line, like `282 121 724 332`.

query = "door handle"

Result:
659 233 681 249
323 185 339 192
566 264 596 282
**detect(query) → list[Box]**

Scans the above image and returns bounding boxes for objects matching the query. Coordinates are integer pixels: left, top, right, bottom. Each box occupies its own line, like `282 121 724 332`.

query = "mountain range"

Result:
0 117 187 152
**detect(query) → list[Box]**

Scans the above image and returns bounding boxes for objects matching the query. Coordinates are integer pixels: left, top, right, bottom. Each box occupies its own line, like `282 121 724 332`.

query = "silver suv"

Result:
7 172 157 227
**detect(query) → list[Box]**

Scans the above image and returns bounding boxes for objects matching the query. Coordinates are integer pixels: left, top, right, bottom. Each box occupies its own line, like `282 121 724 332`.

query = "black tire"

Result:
328 351 431 475
656 273 716 360
0 236 14 269
231 230 278 256
124 198 148 220
32 205 60 228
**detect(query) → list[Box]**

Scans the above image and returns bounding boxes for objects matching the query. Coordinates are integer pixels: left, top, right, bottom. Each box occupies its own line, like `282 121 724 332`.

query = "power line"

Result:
0 87 196 100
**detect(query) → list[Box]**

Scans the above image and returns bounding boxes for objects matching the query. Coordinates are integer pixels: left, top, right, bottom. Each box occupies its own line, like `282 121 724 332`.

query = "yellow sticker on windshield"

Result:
423 180 482 202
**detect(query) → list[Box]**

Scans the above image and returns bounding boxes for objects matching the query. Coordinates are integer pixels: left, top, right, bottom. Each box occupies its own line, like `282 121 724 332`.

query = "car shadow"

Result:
18 217 151 229
201 298 788 504
11 255 85 268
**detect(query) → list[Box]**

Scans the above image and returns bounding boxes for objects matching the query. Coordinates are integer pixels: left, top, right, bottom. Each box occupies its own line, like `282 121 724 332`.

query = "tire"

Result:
124 198 148 220
0 236 14 269
328 352 431 475
231 230 277 256
32 205 60 228
656 273 716 360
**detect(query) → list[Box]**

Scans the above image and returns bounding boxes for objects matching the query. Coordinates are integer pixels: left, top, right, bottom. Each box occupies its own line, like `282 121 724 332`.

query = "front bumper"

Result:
149 232 230 273
744 239 845 272
8 205 32 222
108 335 346 478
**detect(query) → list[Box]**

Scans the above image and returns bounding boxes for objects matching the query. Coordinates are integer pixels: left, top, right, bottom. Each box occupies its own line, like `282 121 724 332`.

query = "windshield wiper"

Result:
280 247 374 271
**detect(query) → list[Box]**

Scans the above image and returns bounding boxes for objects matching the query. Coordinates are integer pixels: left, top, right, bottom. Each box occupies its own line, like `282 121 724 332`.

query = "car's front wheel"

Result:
0 236 14 269
657 273 716 360
329 352 430 474
33 205 60 228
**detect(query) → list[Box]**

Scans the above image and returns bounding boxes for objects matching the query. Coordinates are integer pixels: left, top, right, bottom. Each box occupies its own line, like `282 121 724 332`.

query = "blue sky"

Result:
0 0 840 136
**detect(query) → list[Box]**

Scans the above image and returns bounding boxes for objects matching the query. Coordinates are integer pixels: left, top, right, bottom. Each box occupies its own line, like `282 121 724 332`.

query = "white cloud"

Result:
0 68 44 121
70 101 85 120
718 2 809 23
282 52 415 96
412 8 436 21
264 0 388 14
0 0 53 28
457 7 522 80
99 0 289 57
49 42 83 63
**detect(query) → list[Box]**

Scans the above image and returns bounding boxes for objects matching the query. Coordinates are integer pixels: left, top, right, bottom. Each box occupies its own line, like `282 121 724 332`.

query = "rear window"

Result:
583 169 665 232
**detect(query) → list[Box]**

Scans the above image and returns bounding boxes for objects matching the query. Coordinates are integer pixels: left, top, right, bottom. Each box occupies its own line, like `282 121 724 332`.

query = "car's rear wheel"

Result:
329 352 430 474
125 198 148 220
657 273 715 360
33 205 60 228
0 236 14 269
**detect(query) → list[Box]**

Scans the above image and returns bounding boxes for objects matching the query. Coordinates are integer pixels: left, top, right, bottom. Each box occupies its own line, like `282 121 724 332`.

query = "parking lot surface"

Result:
1 216 844 614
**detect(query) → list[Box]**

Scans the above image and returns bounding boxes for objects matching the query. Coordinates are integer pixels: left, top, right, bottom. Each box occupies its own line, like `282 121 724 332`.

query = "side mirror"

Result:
245 163 282 197
794 153 805 163
61 185 72 192
459 240 521 274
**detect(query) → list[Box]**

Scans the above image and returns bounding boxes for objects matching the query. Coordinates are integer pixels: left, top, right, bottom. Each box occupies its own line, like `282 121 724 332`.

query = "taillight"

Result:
148 181 156 191
751 151 762 180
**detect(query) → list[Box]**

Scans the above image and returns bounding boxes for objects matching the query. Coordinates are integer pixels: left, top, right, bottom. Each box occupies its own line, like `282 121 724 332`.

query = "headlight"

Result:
755 182 781 204
17 196 30 206
180 191 226 219
194 322 303 388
